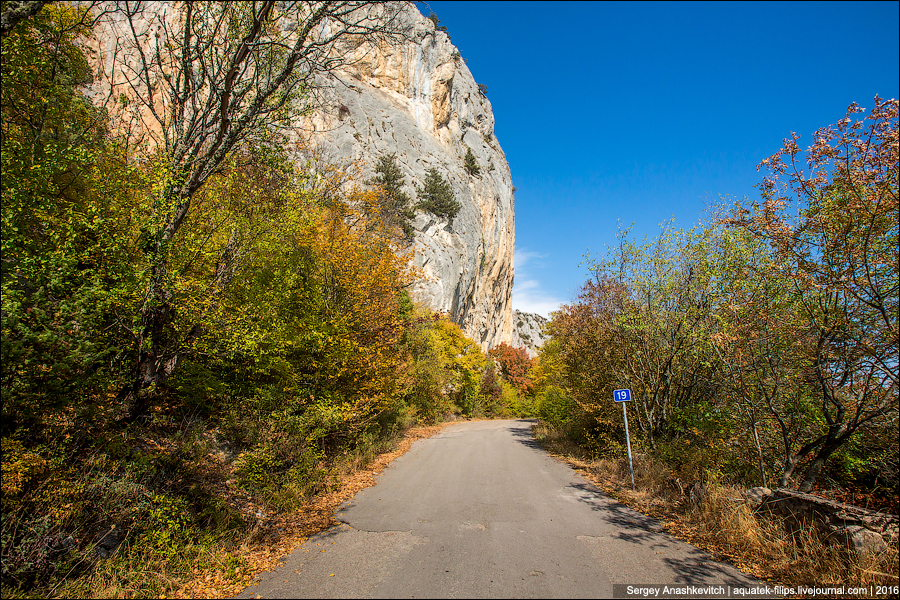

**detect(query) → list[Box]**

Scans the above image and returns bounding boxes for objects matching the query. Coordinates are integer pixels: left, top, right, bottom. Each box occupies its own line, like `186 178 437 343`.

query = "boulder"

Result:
741 486 773 508
757 488 898 558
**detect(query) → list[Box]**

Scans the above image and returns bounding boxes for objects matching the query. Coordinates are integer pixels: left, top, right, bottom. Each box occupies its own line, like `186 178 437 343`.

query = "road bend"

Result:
236 419 761 598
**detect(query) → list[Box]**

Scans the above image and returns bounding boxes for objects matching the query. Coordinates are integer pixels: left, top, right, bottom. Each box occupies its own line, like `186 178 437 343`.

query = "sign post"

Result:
613 389 636 490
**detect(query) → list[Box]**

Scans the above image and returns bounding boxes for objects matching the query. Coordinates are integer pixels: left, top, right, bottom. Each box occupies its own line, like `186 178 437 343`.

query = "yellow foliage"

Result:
1 438 46 500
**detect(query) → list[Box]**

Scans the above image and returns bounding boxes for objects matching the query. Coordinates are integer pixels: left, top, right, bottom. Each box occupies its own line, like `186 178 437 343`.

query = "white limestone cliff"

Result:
302 5 515 349
511 310 549 358
84 2 515 349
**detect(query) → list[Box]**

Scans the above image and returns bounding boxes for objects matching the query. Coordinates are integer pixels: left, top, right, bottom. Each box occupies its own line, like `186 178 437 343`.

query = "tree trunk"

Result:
123 255 199 420
779 436 825 488
779 454 798 488
752 420 767 488
120 262 171 419
798 429 849 493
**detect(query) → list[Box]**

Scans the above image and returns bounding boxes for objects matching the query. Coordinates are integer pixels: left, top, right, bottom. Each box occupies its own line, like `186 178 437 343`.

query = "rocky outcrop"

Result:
300 5 515 349
511 310 549 357
745 487 899 558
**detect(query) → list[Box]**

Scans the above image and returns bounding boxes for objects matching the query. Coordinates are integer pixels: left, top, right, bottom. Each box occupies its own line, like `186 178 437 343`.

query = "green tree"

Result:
464 146 480 177
416 167 460 221
1 3 141 435
584 222 726 448
370 153 415 240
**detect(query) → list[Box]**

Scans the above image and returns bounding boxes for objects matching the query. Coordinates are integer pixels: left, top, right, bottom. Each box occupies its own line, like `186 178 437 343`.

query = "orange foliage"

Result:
489 342 534 396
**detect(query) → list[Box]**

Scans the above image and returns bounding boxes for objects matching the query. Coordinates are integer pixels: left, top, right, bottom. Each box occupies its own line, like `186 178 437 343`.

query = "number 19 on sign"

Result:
613 389 636 490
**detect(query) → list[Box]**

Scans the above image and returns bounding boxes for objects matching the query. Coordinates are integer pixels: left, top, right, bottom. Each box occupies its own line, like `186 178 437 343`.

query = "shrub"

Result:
464 147 480 177
535 385 572 429
427 12 448 34
143 492 192 560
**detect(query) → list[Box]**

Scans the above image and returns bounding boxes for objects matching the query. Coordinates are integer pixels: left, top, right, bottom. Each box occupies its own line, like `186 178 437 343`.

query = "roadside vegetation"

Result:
0 4 530 598
529 97 899 588
534 422 899 591
2 3 896 598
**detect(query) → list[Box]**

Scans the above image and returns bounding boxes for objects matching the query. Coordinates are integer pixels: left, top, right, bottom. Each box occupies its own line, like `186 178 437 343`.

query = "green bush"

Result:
234 444 282 491
142 492 192 560
535 385 572 428
464 147 480 177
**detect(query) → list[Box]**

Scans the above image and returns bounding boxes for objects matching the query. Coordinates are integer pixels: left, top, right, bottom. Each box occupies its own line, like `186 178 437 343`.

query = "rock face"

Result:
86 2 515 350
749 487 899 558
301 5 515 349
511 310 549 357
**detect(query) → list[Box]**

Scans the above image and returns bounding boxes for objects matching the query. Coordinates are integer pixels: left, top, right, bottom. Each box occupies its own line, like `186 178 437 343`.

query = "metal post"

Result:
622 402 635 491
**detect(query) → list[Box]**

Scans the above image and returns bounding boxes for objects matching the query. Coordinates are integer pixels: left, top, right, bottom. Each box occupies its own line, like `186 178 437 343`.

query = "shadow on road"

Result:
507 419 544 451
566 483 668 546
564 480 755 585
663 553 758 587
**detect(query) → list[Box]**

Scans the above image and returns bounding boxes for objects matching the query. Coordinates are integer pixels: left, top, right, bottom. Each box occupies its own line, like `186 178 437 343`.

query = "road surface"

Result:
236 419 762 598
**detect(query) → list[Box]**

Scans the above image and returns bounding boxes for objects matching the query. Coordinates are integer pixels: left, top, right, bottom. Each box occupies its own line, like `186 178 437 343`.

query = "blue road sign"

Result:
614 389 632 402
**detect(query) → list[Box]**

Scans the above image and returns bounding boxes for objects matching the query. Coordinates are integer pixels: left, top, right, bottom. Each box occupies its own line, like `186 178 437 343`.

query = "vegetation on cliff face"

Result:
416 167 461 221
370 154 415 241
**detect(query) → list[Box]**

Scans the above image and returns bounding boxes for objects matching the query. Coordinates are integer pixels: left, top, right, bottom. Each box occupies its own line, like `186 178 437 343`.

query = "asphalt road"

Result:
236 419 762 598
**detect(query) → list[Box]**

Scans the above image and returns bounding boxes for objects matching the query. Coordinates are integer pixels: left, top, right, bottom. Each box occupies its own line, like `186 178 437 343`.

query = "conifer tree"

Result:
416 167 460 221
371 154 415 240
464 146 481 177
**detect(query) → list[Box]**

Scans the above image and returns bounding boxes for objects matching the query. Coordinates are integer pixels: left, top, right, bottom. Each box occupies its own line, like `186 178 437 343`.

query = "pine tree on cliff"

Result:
464 147 481 177
416 168 460 221
371 154 415 240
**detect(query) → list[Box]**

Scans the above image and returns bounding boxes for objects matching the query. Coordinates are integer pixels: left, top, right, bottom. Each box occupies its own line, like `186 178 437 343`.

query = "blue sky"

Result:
415 1 900 318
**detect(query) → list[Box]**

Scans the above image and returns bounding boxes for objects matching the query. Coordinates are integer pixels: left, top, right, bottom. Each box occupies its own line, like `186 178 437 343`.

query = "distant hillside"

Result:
511 310 549 357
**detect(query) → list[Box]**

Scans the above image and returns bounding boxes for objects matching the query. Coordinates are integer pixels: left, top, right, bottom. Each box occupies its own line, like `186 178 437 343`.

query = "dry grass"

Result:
532 423 900 590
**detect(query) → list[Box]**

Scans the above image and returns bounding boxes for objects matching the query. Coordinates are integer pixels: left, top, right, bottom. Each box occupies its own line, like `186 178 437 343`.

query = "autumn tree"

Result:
479 364 502 414
725 96 899 492
489 342 534 396
89 1 410 417
401 314 489 421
